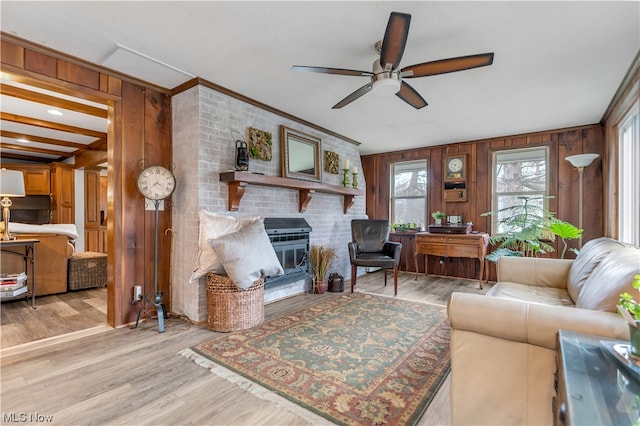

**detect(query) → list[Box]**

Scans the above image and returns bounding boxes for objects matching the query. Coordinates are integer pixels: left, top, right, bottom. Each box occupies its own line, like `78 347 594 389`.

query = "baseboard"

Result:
0 324 112 359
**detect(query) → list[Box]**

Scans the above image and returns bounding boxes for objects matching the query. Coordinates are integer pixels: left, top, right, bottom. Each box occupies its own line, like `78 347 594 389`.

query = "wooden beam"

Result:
1 112 106 138
0 141 72 157
0 84 108 118
0 152 55 163
74 149 108 168
1 130 88 150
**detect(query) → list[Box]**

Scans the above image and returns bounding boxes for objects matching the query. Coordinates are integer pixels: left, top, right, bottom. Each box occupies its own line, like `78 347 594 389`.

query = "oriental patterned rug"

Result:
181 292 450 425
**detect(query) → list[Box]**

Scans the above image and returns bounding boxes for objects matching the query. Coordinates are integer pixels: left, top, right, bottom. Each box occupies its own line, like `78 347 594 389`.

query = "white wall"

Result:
171 85 366 322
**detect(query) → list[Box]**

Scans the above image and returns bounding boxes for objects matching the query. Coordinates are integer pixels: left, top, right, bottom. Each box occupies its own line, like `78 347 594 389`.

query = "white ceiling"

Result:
1 1 639 155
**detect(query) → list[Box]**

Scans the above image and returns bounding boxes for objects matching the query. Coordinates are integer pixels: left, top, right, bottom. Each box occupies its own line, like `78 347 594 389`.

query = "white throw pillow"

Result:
208 219 284 290
189 211 262 283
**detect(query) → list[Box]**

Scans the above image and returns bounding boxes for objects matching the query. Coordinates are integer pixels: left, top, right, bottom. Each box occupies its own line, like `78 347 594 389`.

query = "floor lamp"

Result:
565 153 599 248
1 168 26 241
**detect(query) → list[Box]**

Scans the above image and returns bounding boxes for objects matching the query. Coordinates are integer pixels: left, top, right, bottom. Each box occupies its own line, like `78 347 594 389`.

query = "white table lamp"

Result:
565 153 599 247
1 168 26 241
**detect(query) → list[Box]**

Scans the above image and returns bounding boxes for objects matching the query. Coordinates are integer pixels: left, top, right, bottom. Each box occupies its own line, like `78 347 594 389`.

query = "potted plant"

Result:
393 222 419 232
619 274 640 357
310 245 337 294
482 195 581 262
431 211 446 225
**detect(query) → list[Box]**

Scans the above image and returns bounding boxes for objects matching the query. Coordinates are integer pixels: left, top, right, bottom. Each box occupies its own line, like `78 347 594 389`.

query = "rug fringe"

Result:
178 348 333 425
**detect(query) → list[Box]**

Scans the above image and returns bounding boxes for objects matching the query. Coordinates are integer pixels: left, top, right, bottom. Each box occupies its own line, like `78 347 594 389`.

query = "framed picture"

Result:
280 126 321 182
246 127 272 161
323 150 339 174
444 154 466 182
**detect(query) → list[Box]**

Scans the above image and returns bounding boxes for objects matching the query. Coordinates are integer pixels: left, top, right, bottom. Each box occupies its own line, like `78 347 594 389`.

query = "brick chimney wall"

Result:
171 85 366 322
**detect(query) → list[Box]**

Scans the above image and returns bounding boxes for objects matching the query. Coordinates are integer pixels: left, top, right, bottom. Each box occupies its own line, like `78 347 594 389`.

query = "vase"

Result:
435 219 442 225
314 280 327 294
630 322 640 358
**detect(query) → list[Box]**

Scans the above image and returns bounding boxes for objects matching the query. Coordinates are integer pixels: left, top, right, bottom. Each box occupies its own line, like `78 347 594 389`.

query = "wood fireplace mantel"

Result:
219 171 364 213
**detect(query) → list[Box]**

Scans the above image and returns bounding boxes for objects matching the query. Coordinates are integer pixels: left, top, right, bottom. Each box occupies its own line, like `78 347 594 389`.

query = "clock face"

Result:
448 158 464 172
137 166 176 200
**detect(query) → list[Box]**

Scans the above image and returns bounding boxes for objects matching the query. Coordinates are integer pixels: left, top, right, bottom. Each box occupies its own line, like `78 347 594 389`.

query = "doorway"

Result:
0 73 111 348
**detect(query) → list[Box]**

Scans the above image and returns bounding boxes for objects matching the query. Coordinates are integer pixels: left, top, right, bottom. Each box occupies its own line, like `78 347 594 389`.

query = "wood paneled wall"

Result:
362 124 605 281
1 35 173 327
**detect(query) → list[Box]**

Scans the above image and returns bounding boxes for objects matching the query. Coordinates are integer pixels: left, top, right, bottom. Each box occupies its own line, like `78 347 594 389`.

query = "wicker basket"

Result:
68 252 107 290
206 273 264 332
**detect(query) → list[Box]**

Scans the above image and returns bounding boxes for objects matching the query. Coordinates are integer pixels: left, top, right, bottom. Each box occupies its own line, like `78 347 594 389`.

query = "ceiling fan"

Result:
292 12 494 110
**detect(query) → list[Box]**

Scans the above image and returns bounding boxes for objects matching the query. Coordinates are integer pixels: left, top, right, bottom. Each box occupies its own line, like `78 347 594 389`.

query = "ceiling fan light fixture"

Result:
371 59 401 96
371 77 401 96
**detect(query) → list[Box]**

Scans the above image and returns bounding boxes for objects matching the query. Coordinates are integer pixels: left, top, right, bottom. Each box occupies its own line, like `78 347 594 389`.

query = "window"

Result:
390 160 427 229
491 147 549 234
618 108 640 245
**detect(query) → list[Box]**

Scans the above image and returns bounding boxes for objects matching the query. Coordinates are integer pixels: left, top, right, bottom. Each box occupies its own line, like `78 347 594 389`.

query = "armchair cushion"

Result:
351 219 389 253
567 237 628 301
497 256 573 289
486 281 574 306
575 246 640 311
349 252 397 268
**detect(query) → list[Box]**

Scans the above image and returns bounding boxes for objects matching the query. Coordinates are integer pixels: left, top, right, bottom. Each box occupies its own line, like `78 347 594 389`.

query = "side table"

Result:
556 329 640 425
0 238 39 308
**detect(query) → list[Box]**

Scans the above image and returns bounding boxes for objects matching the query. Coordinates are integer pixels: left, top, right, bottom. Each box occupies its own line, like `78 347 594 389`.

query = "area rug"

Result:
182 292 450 425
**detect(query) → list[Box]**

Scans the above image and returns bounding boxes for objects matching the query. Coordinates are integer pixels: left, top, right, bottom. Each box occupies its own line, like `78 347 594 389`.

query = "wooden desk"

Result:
414 232 488 288
0 238 39 308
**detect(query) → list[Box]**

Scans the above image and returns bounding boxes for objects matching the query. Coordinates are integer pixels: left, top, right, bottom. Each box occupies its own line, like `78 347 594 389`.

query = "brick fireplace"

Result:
171 83 367 323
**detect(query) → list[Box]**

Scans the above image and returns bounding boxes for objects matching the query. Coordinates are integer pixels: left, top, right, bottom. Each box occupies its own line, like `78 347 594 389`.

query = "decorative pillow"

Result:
208 219 284 290
189 211 262 283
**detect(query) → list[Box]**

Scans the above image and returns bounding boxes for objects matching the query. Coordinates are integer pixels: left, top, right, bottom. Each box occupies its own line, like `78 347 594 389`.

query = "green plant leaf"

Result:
548 221 583 239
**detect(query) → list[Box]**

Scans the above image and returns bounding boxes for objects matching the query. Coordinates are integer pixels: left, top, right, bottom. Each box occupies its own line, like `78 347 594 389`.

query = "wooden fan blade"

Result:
380 12 411 70
292 65 372 77
401 53 495 78
396 81 428 109
332 83 373 109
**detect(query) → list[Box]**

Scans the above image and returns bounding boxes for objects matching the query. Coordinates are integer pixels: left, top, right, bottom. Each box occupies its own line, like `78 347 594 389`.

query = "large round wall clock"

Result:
137 165 176 200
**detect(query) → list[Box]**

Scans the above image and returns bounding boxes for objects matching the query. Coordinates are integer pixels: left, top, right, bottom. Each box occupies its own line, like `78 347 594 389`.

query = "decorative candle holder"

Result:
352 172 358 189
342 169 351 187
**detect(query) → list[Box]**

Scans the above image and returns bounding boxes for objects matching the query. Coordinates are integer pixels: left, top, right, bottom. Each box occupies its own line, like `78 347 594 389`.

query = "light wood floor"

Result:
1 287 107 348
0 271 490 425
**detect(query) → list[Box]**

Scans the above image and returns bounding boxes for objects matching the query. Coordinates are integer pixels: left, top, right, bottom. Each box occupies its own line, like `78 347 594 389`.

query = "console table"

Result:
0 238 38 308
413 232 488 288
556 329 640 425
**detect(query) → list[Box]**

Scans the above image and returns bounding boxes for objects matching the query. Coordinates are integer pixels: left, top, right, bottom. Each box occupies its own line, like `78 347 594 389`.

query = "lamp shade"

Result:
0 169 26 197
565 153 599 168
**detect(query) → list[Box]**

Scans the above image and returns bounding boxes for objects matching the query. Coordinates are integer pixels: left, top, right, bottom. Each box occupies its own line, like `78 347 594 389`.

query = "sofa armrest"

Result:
497 256 574 289
448 292 629 350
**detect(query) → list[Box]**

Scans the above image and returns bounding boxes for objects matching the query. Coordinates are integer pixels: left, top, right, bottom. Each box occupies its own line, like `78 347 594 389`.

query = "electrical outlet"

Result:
133 285 143 302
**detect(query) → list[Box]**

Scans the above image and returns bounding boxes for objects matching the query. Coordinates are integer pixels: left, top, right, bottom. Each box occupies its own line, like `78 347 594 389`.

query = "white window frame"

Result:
618 107 640 246
490 146 550 234
390 160 428 229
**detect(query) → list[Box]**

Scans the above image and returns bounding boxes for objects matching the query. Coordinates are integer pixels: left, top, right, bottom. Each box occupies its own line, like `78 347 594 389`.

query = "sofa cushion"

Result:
208 219 284 290
189 211 262 283
575 246 640 312
487 282 575 307
567 237 628 301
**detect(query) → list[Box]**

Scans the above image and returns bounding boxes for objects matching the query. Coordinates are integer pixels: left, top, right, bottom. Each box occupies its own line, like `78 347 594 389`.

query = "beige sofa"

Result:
448 237 640 425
